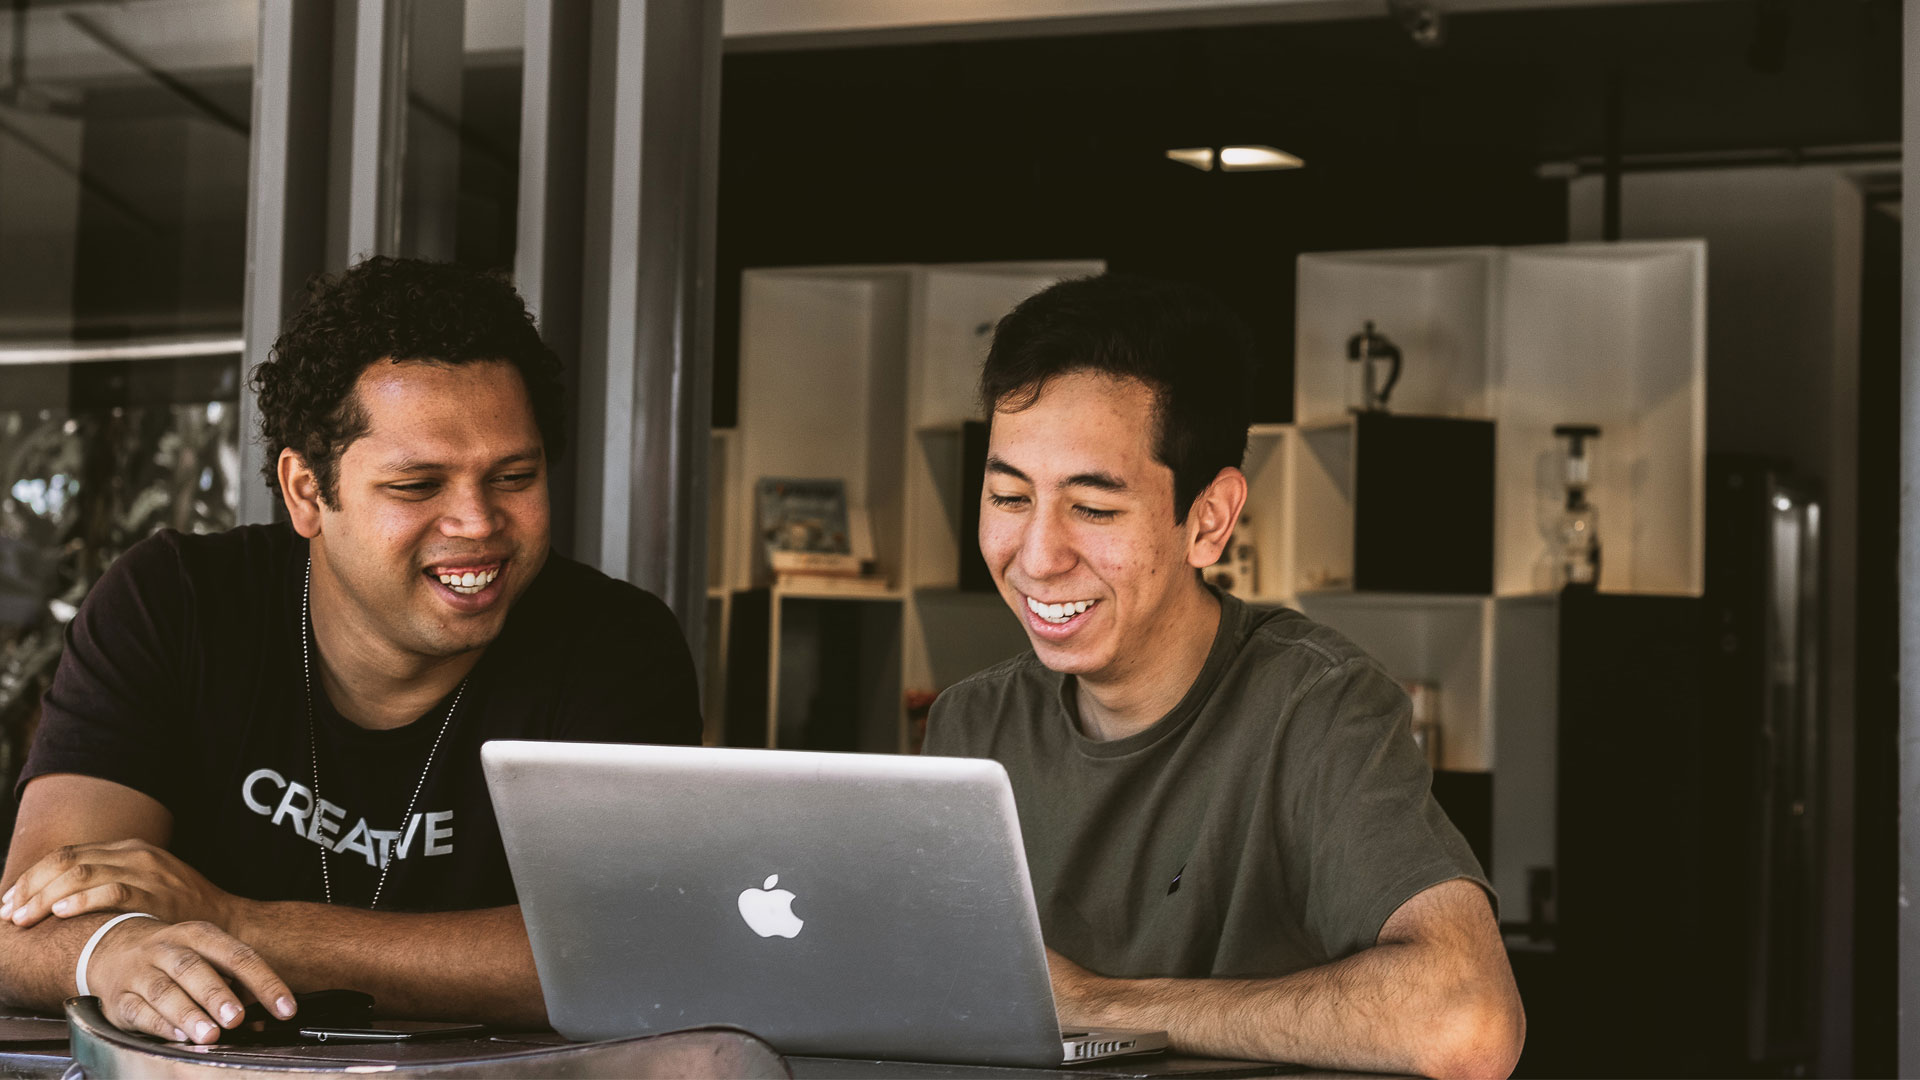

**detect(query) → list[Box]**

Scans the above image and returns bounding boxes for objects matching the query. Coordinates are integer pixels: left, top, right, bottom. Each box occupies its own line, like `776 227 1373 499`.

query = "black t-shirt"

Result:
19 523 701 912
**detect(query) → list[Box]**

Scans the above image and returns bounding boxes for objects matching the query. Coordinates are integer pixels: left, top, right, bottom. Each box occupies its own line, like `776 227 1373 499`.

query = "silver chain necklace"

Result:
301 557 466 909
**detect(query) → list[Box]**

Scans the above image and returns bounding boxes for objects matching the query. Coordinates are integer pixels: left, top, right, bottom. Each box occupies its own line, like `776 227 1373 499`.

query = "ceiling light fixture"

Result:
1218 145 1304 171
1165 147 1215 171
1165 145 1304 173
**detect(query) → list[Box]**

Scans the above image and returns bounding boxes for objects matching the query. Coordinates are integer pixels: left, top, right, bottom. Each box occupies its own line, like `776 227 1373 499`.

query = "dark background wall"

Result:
714 0 1899 427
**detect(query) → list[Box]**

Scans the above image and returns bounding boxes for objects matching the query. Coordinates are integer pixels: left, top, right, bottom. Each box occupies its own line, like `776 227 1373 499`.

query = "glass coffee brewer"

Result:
1551 423 1602 591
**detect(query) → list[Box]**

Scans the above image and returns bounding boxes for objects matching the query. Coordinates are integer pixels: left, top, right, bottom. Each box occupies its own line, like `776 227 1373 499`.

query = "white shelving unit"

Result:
1290 241 1707 599
1264 240 1708 775
717 260 1104 751
1292 591 1494 771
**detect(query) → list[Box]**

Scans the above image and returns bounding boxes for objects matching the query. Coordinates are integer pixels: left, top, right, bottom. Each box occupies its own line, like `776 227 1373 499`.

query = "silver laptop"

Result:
481 740 1166 1068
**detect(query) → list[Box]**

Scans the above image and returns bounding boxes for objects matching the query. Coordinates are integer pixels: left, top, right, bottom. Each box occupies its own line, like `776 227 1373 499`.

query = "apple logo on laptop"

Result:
737 874 804 938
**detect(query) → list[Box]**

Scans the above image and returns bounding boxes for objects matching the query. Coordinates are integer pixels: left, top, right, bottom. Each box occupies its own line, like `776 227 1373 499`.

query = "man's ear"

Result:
278 449 325 539
1185 466 1249 570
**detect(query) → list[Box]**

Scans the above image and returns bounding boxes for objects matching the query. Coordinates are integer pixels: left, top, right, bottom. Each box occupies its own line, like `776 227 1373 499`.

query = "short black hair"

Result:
250 256 566 506
979 273 1254 523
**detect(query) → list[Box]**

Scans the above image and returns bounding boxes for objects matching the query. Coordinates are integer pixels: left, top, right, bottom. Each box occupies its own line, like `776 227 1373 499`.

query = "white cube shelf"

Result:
1295 240 1706 598
1276 241 1707 777
733 268 911 590
1293 592 1493 771
1295 247 1500 424
1495 244 1706 597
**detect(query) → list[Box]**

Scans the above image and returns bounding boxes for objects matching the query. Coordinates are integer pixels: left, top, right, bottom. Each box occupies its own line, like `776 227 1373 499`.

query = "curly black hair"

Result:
250 257 566 506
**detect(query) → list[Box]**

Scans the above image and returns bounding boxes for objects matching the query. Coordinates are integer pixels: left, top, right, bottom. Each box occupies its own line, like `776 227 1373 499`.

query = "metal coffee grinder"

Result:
1552 423 1602 591
1345 321 1402 413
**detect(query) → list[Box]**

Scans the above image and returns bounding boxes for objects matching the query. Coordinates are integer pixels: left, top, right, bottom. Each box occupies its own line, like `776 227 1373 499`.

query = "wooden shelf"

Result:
771 586 905 603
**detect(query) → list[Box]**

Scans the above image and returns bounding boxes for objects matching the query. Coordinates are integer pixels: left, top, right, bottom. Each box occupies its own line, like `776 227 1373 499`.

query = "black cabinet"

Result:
1352 413 1495 594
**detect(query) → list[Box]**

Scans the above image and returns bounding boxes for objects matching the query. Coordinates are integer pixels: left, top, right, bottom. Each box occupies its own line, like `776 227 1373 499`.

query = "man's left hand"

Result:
1046 947 1123 1027
1 839 238 929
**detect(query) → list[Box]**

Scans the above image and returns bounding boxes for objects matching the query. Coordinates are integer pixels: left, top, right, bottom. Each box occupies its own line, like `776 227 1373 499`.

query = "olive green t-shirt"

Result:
923 591 1490 980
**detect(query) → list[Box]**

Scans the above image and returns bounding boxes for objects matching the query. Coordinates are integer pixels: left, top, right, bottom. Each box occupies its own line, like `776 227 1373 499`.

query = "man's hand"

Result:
1 839 238 930
83 916 295 1045
1037 881 1524 1078
1046 947 1121 1027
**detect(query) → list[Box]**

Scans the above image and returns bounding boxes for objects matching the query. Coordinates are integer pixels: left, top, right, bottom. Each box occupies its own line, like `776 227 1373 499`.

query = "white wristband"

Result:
75 912 158 997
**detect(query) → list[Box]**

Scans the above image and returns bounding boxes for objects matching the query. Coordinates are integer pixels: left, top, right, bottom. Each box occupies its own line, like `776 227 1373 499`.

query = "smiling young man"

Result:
0 258 700 1043
923 275 1525 1078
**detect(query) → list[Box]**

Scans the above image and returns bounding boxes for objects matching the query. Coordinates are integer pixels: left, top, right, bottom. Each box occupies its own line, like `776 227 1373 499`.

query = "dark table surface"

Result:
0 1015 1407 1079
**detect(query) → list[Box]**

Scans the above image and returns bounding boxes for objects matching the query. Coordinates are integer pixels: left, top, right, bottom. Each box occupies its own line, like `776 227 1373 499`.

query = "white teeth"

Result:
435 568 499 595
1026 596 1094 624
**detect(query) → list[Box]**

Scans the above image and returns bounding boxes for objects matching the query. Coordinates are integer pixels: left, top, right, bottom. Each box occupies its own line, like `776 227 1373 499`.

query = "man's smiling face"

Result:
308 359 551 661
979 371 1206 684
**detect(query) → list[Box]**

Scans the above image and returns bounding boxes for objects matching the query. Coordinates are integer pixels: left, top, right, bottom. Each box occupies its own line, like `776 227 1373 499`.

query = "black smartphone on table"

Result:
297 1020 489 1042
225 989 486 1044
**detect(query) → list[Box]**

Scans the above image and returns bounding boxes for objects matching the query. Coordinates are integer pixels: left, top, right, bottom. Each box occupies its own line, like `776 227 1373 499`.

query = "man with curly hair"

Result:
0 258 701 1042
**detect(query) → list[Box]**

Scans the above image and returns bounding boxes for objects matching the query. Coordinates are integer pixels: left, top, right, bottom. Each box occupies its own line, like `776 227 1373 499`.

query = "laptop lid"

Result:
481 741 1071 1067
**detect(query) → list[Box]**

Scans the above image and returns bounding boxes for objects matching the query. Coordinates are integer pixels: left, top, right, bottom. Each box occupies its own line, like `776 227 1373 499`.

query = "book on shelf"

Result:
756 476 851 578
756 476 885 585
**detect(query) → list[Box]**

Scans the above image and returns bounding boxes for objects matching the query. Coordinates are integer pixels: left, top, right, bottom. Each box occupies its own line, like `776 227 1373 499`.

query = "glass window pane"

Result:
0 0 253 789
0 0 255 340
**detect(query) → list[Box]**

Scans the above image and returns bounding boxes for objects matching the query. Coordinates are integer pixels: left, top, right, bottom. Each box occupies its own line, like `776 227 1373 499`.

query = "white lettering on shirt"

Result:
270 778 313 829
335 819 377 864
371 828 400 868
397 812 423 859
307 799 346 848
423 811 454 856
239 771 452 868
242 768 281 815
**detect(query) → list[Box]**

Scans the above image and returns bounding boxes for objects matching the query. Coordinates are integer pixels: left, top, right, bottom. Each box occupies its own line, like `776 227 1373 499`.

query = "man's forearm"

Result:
0 914 113 1012
231 902 544 1026
1058 942 1521 1078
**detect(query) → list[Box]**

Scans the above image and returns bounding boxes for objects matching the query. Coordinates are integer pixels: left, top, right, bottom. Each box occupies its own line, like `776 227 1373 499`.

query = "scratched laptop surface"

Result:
482 741 1164 1068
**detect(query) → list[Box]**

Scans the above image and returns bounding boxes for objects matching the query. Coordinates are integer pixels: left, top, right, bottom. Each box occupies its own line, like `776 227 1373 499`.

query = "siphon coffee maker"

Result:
1551 423 1602 591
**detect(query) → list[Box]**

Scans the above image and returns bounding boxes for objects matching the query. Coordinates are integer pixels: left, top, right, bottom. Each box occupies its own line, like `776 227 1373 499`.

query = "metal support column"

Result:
244 0 463 525
239 1 335 525
576 0 722 651
344 0 407 261
398 1 464 262
516 0 593 561
1900 1 1919 1073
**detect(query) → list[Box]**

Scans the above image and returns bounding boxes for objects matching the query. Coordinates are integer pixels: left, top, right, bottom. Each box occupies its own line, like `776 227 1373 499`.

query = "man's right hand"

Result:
2 839 238 930
84 917 296 1044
